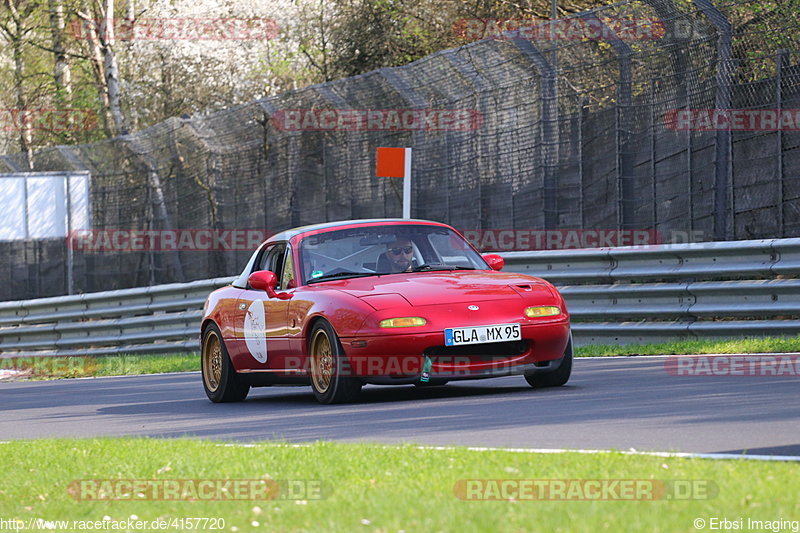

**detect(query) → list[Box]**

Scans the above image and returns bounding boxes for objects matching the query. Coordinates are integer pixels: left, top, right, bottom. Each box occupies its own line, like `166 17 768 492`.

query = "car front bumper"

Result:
339 320 570 380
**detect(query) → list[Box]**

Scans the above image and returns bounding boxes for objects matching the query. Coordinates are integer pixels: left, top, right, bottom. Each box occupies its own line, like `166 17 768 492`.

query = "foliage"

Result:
1 0 799 157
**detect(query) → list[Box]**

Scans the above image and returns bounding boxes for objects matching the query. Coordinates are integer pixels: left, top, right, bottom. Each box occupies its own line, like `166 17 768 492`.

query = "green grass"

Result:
0 353 199 380
576 335 800 357
89 353 199 376
0 439 797 532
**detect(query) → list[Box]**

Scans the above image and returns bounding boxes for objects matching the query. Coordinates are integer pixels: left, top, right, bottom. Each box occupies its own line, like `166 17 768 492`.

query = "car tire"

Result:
524 332 573 388
201 323 250 402
309 320 362 404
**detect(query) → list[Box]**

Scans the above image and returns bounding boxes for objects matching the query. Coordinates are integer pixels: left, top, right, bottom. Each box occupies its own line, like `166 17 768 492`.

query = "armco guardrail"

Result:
502 238 800 345
2 238 800 357
0 277 233 357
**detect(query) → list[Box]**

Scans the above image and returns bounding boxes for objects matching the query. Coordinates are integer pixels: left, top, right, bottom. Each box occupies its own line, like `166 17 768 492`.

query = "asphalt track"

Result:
1 357 798 456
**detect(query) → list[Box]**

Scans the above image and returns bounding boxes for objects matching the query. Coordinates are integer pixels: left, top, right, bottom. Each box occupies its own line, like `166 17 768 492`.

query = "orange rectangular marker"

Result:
376 147 407 178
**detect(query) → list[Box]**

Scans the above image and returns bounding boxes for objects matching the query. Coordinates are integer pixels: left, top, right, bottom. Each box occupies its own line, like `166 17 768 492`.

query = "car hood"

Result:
330 270 554 307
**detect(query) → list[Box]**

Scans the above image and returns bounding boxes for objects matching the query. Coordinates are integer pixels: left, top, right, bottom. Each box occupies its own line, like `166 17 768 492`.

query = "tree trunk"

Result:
77 2 115 137
77 0 128 137
100 0 129 135
4 0 34 168
48 0 72 105
12 34 34 169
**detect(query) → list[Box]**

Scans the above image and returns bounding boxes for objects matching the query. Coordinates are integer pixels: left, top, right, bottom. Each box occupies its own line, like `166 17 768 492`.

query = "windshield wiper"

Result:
307 271 379 284
410 264 477 272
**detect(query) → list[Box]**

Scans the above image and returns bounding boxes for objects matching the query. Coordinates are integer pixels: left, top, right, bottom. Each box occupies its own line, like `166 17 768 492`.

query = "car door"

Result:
229 243 295 371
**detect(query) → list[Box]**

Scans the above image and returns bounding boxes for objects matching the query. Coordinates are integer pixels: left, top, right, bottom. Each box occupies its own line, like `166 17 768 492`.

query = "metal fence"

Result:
2 0 800 301
0 277 231 357
504 238 800 344
2 238 800 358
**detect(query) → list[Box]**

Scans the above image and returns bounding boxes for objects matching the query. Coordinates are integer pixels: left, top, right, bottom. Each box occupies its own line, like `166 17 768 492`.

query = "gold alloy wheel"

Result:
310 328 334 394
202 330 223 393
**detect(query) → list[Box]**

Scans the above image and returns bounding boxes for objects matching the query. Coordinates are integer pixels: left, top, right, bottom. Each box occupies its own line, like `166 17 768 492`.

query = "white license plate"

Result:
444 323 521 346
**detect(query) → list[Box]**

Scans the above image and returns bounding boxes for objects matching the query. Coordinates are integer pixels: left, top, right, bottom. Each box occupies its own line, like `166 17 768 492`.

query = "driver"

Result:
385 237 415 273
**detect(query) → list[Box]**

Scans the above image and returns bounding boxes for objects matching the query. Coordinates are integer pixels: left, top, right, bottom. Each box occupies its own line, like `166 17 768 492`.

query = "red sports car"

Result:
200 219 572 404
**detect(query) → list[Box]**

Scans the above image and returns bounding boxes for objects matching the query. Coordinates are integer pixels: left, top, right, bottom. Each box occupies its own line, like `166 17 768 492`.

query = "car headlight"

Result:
379 317 427 328
524 306 561 318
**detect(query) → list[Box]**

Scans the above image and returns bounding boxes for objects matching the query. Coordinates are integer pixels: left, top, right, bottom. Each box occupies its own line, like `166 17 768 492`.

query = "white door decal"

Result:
244 300 268 363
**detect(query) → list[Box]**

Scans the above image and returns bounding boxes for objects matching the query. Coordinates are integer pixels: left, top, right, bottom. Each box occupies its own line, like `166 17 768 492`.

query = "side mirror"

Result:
248 270 293 300
482 254 504 271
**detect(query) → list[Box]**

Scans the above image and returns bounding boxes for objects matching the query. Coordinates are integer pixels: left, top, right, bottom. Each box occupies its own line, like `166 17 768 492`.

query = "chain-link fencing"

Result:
1 0 799 300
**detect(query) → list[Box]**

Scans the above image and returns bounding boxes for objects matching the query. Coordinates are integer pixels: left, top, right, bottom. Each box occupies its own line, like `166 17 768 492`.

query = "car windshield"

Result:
298 224 488 284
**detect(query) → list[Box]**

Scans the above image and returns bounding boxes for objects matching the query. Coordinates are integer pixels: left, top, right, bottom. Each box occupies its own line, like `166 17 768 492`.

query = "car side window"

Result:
257 243 287 277
248 243 296 291
426 233 480 268
280 247 296 290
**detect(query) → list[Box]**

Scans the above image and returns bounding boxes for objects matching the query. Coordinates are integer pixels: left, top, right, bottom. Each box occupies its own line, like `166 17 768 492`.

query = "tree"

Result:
75 0 128 135
0 0 41 167
322 0 615 79
48 0 72 105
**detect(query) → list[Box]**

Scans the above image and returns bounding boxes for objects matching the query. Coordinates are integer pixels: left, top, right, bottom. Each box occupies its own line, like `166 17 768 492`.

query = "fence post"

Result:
125 137 186 283
444 50 489 230
642 0 694 105
579 96 587 231
379 68 428 220
57 148 93 293
64 176 74 295
693 0 734 240
650 79 658 233
513 39 559 229
145 180 155 286
776 49 789 238
617 48 635 232
686 85 694 237
316 85 352 223
579 13 635 231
